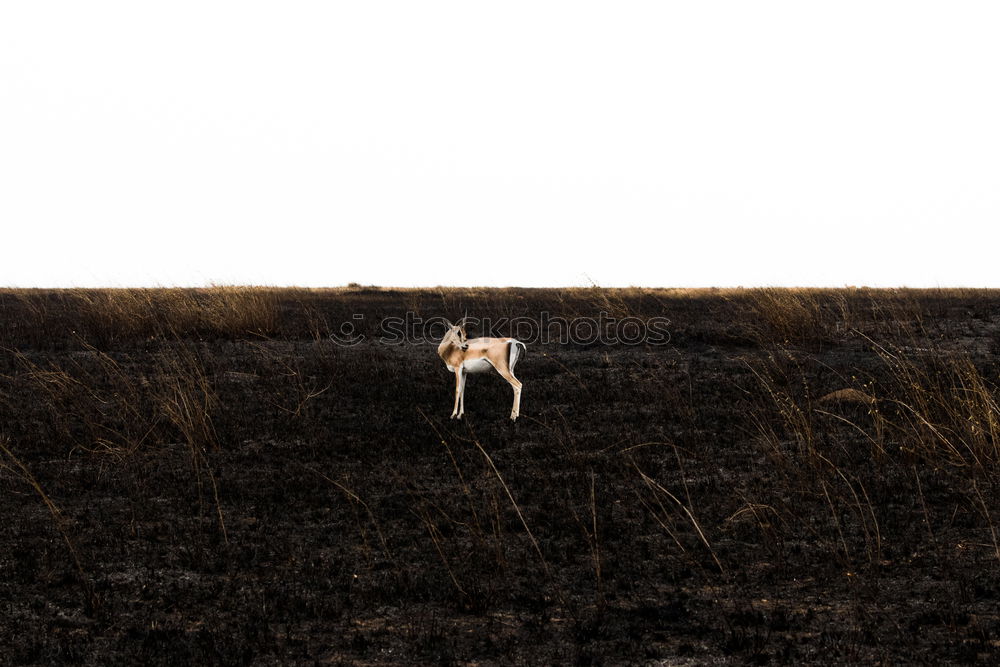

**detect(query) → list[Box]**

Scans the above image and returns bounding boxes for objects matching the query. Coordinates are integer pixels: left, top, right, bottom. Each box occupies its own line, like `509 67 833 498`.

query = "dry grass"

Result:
745 315 1000 570
0 436 97 612
872 343 1000 468
4 286 279 344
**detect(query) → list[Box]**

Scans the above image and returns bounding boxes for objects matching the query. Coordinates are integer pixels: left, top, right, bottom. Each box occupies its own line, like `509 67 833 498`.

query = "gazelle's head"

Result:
442 318 468 349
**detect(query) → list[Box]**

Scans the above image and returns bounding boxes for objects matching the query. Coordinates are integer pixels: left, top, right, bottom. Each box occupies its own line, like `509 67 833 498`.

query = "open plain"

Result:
2 287 1000 664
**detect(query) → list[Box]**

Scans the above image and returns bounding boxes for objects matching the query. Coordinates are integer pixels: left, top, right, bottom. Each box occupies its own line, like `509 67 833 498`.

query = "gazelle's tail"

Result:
509 340 526 373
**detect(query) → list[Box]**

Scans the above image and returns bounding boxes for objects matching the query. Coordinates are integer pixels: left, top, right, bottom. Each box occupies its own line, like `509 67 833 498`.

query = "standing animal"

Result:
437 318 526 420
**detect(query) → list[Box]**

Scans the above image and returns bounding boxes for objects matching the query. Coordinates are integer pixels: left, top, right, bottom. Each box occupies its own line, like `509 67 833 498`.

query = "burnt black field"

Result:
3 287 1000 664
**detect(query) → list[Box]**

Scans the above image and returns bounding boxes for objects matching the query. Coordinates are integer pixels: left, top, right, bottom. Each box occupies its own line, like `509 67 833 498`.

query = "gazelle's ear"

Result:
444 319 453 329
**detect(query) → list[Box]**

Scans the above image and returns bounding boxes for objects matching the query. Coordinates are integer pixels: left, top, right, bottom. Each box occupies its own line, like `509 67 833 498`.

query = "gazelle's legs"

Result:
494 367 523 420
451 368 463 418
458 371 467 417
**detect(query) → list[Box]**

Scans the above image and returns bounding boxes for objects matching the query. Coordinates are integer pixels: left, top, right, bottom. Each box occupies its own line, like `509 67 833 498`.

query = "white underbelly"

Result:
462 358 494 373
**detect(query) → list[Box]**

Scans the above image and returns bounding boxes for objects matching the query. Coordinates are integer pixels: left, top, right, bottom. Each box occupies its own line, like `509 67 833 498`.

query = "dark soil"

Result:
2 287 1000 664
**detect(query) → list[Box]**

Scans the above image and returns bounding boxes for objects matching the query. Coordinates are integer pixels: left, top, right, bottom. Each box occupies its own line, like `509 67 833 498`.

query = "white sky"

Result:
2 2 999 288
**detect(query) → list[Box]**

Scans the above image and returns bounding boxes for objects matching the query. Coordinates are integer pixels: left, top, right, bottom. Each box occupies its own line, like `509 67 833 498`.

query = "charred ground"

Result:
2 287 1000 664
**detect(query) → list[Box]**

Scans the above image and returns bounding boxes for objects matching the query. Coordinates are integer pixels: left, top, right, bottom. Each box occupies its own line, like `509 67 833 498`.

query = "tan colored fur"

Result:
817 388 875 405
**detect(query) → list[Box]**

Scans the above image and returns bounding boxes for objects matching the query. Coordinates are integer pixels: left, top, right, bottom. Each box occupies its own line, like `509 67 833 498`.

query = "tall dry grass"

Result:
866 338 1000 468
4 333 229 540
4 286 279 345
732 287 936 348
744 318 1000 569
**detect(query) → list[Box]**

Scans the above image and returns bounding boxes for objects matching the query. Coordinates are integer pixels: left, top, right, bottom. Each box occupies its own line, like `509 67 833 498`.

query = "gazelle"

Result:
438 318 526 420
